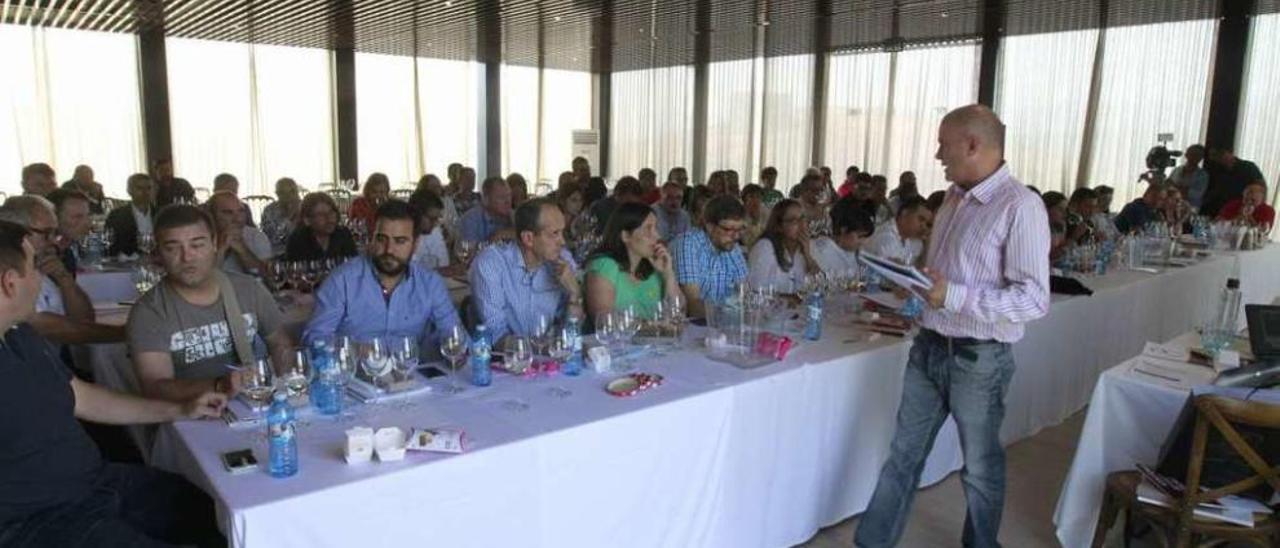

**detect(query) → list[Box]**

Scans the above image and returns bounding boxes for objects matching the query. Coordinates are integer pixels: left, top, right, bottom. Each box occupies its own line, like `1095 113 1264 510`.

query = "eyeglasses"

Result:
714 223 745 235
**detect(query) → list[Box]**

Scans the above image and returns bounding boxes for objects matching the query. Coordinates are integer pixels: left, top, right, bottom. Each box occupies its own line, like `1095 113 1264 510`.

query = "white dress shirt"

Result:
222 226 273 275
746 238 808 293
811 236 862 276
413 227 451 270
132 205 153 238
864 219 923 266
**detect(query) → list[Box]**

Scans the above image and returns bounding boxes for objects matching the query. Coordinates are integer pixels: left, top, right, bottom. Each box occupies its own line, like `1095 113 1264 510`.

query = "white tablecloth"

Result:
1053 333 1280 548
78 269 138 302
89 246 1280 548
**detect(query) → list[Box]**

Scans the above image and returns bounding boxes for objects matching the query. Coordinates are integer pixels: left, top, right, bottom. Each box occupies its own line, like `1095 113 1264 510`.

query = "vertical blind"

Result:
355 52 418 185
823 50 892 184
500 64 541 182
540 68 593 184
609 65 695 181
1236 12 1280 206
996 30 1099 195
418 58 482 181
171 39 334 195
705 58 762 184
759 54 815 189
0 25 144 198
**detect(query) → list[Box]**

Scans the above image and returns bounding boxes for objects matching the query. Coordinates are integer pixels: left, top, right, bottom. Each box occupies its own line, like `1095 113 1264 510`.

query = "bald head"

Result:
935 104 1007 188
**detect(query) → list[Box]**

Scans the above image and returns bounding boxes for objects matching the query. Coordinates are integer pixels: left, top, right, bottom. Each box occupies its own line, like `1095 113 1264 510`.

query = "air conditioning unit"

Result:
572 130 599 170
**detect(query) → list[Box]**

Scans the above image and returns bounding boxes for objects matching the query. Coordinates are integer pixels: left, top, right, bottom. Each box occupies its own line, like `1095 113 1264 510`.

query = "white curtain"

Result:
0 25 144 198
356 52 418 185
1236 12 1280 206
996 30 1099 195
170 39 334 195
539 68 593 184
609 66 695 180
706 58 763 184
500 64 540 182
885 43 981 195
823 50 892 182
1085 19 1217 205
418 58 481 181
760 54 815 190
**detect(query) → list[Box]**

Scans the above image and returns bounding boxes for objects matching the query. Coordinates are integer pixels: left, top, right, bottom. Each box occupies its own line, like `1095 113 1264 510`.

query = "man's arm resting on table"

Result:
680 283 707 320
71 377 225 424
134 350 235 403
30 312 125 344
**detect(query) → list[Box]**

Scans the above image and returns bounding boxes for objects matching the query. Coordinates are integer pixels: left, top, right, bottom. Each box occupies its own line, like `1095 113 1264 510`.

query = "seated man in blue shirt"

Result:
672 195 748 319
470 197 583 344
1114 182 1167 234
458 176 514 244
305 200 461 351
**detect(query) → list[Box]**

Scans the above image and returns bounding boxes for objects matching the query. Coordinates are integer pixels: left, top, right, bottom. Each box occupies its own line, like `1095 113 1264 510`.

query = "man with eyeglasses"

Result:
0 196 123 346
470 198 582 345
671 195 748 320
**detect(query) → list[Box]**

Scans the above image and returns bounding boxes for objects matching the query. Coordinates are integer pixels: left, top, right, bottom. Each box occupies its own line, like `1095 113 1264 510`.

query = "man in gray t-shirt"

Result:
128 271 283 381
127 205 293 403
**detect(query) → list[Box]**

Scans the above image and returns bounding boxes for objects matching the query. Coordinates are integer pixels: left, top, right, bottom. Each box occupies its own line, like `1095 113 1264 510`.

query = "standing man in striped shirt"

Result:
855 105 1051 548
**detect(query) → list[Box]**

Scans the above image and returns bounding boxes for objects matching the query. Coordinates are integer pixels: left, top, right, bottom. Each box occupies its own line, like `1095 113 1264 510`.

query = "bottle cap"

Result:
1227 278 1240 289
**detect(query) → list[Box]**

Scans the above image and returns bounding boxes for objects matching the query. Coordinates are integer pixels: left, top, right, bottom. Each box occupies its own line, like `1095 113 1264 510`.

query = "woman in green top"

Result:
585 202 680 323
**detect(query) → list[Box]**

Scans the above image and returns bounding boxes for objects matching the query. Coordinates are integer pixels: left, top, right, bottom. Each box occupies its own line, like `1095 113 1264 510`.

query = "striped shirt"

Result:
919 164 1051 343
469 241 575 342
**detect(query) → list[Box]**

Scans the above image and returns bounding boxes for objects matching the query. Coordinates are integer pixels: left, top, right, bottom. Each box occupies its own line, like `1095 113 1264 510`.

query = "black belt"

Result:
920 328 997 347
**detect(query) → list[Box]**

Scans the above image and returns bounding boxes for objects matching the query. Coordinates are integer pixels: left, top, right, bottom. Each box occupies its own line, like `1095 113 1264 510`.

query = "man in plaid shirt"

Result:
672 195 748 320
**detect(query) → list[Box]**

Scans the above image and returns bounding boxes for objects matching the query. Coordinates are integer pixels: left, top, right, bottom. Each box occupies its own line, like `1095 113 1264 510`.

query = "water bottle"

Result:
1212 278 1243 337
804 291 825 341
267 391 298 478
900 294 925 320
562 315 583 376
469 324 492 387
309 340 342 415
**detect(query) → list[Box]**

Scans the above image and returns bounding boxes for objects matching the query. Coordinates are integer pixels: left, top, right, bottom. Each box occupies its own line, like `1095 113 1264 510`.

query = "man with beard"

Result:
127 205 293 403
304 200 461 352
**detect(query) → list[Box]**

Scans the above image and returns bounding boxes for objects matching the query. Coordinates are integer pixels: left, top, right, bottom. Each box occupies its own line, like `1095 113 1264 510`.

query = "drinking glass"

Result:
456 240 477 265
547 334 571 368
138 232 155 255
284 349 312 399
620 306 641 346
242 358 276 410
596 311 621 350
530 313 554 357
270 262 289 291
358 338 392 386
506 336 534 374
440 325 469 394
392 336 420 382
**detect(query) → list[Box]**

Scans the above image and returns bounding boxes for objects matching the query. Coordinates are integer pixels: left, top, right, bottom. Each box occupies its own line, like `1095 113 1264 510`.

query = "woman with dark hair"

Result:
746 199 819 292
583 176 608 207
584 202 680 321
348 172 391 228
811 197 876 275
285 192 359 262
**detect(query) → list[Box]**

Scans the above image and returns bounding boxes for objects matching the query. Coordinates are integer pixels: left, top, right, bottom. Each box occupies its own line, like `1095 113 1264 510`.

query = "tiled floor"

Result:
797 411 1087 548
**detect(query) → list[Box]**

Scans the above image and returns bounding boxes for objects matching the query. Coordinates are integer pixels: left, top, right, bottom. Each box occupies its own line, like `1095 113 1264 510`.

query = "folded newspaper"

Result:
857 252 933 291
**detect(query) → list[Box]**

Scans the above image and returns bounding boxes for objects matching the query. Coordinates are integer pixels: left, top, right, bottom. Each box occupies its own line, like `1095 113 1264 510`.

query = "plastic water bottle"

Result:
804 291 825 341
562 315 583 376
1212 278 1243 336
267 391 298 478
469 324 492 387
309 340 342 415
900 294 925 320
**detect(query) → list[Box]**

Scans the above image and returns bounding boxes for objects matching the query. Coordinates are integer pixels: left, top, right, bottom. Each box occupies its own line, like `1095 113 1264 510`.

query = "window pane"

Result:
418 58 481 180
1236 13 1280 206
168 38 253 193
540 69 593 184
357 53 418 185
760 54 814 191
886 44 980 195
996 30 1098 195
823 50 892 185
0 26 145 197
610 66 695 180
252 44 334 193
706 58 763 183
501 64 539 181
1086 19 1216 205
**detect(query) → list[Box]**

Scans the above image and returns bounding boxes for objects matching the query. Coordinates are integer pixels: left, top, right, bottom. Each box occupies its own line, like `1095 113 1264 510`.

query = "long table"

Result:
89 246 1280 548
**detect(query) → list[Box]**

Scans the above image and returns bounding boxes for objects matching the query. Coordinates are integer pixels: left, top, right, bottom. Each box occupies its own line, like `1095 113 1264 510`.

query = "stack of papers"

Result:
858 252 932 292
1136 479 1274 527
347 377 431 404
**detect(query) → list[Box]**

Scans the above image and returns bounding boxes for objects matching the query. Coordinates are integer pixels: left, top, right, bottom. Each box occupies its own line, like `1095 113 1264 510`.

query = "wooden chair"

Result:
1092 395 1280 548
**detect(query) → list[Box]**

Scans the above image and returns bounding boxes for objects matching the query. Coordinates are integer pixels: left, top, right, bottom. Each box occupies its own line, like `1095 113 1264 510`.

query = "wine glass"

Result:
242 358 276 410
506 336 534 374
270 262 289 291
547 333 570 365
287 261 306 291
620 306 641 347
392 336 420 382
132 264 162 296
358 338 392 387
530 313 554 358
596 311 621 350
456 240 476 265
138 232 155 256
440 325 469 394
284 349 312 400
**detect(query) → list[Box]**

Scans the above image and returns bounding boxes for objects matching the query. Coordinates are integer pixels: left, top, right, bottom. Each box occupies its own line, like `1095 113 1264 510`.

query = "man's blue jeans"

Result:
854 329 1016 548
